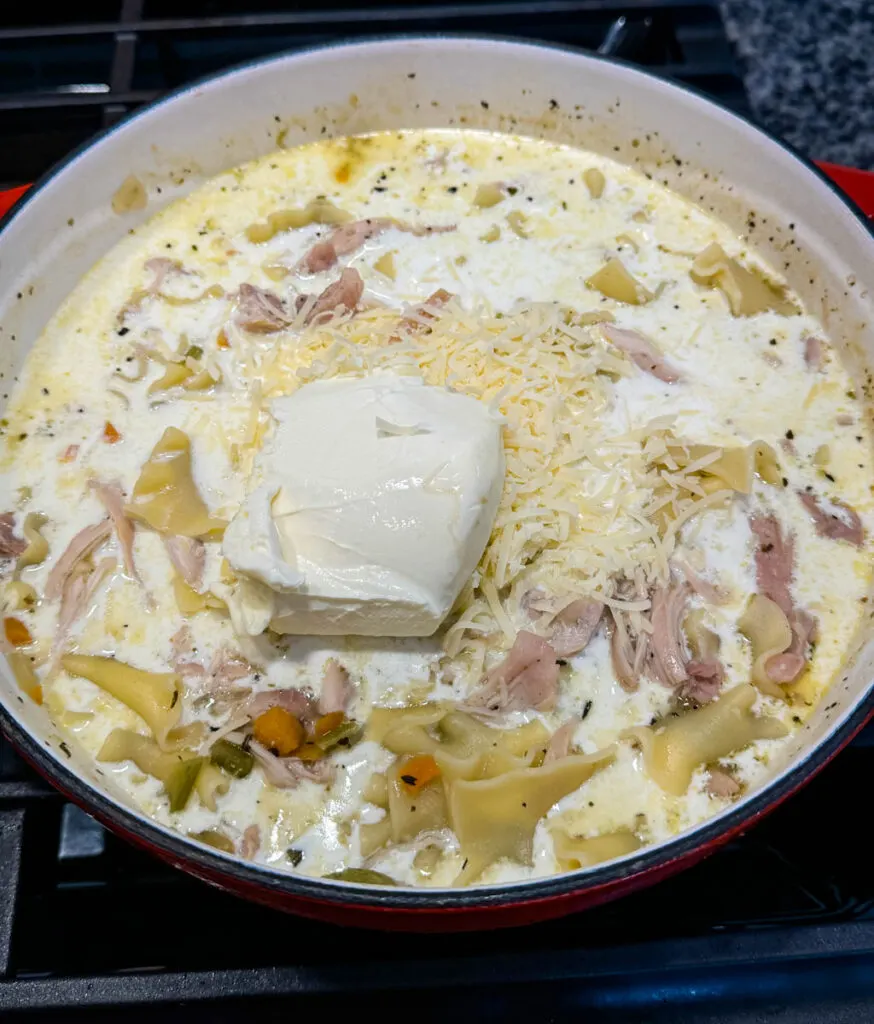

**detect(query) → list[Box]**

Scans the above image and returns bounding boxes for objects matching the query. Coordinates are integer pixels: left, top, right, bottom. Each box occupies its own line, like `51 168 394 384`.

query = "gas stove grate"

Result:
0 1 747 188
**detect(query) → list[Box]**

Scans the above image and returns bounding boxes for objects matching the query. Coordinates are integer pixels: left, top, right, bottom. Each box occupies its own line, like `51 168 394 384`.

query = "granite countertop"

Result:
719 0 874 169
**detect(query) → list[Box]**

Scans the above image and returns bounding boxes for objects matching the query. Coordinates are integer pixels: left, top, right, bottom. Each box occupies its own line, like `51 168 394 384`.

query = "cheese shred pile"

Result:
227 300 721 668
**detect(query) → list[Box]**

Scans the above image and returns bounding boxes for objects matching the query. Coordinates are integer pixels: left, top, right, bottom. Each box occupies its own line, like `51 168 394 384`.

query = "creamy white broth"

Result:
0 129 871 888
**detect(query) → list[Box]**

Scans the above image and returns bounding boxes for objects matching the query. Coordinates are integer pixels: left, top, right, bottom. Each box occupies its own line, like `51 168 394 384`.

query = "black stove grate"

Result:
3 3 874 1021
0 0 747 188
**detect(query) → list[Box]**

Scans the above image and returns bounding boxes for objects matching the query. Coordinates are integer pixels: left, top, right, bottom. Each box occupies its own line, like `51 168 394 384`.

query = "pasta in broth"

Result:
0 128 871 888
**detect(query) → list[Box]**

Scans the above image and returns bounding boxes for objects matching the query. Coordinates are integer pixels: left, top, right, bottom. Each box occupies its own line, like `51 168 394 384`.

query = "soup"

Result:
0 129 869 886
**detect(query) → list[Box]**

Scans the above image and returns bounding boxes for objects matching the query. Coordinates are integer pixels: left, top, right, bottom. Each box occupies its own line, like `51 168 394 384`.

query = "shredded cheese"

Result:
224 299 742 667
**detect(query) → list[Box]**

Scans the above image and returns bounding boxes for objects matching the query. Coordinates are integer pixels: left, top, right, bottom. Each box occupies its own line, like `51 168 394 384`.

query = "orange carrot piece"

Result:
399 754 441 793
4 617 33 647
252 706 304 757
102 421 121 444
313 710 344 739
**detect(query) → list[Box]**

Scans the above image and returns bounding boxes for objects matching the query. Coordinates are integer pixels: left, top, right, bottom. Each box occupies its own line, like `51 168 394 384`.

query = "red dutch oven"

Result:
1 37 873 931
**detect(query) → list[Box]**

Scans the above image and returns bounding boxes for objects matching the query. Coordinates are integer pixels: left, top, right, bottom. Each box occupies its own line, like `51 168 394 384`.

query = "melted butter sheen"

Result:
0 129 870 888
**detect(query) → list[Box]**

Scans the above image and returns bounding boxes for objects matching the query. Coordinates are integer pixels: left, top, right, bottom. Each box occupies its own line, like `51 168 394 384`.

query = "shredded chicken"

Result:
118 258 186 320
601 323 682 383
466 630 560 712
766 609 817 684
239 824 261 859
319 660 353 715
750 514 795 616
301 240 338 274
235 282 292 333
706 768 741 798
0 513 26 559
144 257 183 292
303 267 364 324
164 535 206 590
609 606 650 693
297 218 455 274
297 217 394 274
210 646 253 689
249 740 334 788
543 717 580 764
44 520 112 601
648 583 690 689
175 645 254 701
680 658 725 704
749 514 817 685
611 579 724 702
548 598 604 658
392 288 454 340
170 624 195 659
170 625 207 680
51 556 116 666
247 687 318 728
91 480 141 585
803 334 826 372
672 559 725 605
798 491 864 547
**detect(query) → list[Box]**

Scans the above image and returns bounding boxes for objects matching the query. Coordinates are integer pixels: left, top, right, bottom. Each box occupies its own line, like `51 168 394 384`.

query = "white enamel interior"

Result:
1 38 873 893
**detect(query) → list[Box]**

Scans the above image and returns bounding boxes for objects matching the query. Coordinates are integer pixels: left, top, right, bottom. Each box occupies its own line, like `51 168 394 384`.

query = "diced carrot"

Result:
252 706 304 757
398 754 441 793
102 421 121 444
59 444 80 463
4 617 33 647
216 329 230 349
313 710 344 739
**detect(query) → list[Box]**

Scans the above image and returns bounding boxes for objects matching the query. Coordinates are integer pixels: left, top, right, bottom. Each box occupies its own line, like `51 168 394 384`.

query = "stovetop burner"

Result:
3 3 873 1021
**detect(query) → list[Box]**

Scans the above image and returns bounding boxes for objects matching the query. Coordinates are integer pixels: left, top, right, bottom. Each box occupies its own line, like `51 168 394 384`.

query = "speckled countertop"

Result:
719 0 874 169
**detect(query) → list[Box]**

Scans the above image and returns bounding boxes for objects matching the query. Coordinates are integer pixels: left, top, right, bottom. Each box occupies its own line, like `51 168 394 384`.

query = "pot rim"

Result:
2 33 873 911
